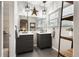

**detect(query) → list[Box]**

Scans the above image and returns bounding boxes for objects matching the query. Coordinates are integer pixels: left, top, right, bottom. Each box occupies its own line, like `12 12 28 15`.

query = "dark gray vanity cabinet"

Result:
37 33 52 49
16 35 33 54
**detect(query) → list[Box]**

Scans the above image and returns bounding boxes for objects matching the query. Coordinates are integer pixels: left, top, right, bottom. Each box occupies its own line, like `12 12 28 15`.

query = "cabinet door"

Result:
16 35 33 54
37 34 52 49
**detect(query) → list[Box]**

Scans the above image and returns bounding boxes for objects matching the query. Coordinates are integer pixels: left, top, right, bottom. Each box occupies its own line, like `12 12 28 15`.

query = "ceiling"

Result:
17 1 72 18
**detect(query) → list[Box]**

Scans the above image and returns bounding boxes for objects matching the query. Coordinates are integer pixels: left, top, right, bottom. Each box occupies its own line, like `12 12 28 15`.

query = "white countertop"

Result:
18 31 34 37
37 32 51 34
18 31 52 37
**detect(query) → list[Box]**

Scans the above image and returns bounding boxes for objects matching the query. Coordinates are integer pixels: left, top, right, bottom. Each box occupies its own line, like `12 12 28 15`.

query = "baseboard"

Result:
52 47 58 52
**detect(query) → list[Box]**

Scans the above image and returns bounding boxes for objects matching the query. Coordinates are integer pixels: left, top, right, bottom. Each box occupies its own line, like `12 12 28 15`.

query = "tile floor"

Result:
16 47 58 57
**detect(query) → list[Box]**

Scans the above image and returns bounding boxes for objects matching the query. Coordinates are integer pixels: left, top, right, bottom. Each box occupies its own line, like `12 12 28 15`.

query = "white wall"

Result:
48 4 73 52
19 16 37 31
52 27 72 51
0 1 3 57
74 2 79 57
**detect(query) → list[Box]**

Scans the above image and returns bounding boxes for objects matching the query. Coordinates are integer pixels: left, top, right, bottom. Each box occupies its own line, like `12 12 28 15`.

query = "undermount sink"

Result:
37 32 51 34
18 31 34 37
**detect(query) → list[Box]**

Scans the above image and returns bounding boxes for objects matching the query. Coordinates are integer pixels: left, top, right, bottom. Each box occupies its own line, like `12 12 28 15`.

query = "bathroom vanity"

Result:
16 31 52 54
37 32 52 49
16 32 33 54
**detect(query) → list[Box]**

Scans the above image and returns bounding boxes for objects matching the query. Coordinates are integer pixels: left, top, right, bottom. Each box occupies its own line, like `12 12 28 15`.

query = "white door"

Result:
8 2 16 57
3 1 16 57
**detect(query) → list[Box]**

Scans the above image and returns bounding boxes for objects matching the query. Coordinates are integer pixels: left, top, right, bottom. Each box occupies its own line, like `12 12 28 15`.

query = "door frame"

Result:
0 1 3 57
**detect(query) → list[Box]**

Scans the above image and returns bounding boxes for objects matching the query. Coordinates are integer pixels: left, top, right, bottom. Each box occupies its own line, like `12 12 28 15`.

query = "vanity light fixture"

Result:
42 1 47 15
25 2 30 12
25 2 30 20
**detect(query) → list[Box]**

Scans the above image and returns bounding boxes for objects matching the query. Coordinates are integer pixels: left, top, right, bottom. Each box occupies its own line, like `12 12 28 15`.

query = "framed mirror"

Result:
30 22 36 31
20 19 28 31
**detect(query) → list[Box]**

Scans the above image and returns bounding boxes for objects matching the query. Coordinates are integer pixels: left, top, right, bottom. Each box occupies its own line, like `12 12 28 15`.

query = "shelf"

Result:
66 1 73 4
60 49 73 57
60 36 73 41
58 1 73 57
62 16 73 21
